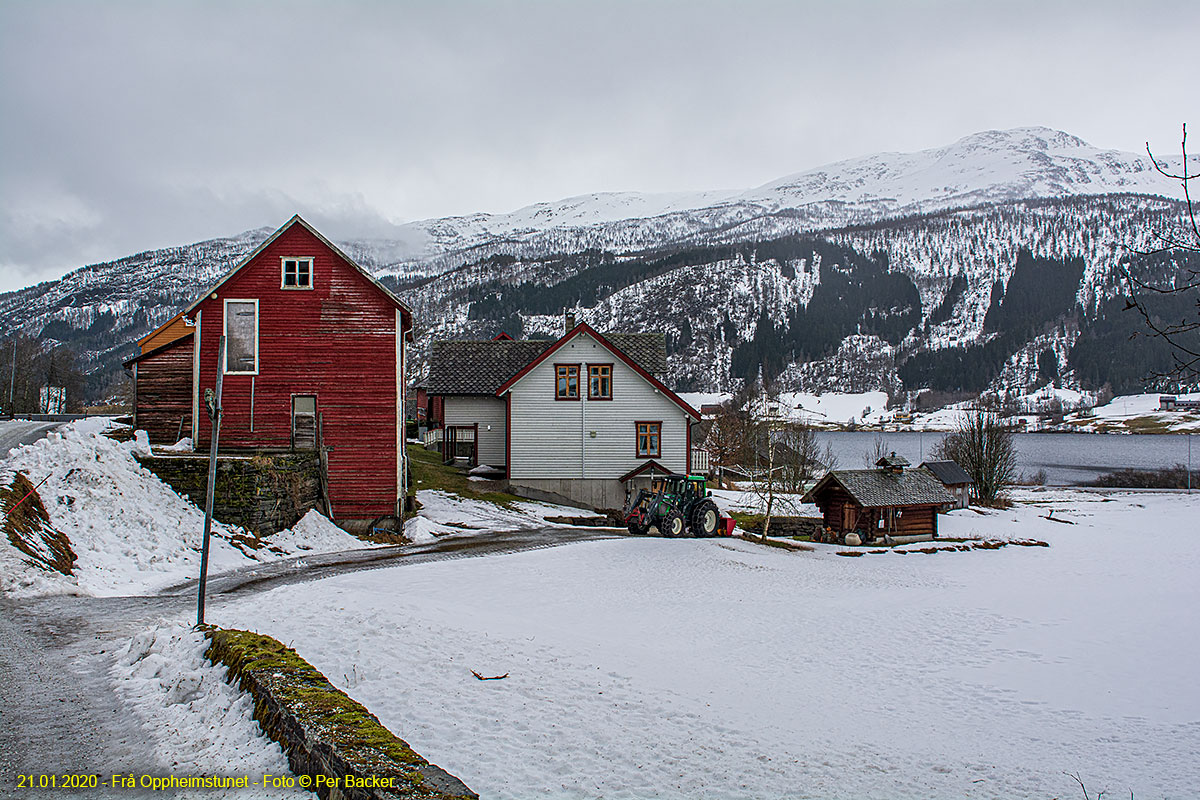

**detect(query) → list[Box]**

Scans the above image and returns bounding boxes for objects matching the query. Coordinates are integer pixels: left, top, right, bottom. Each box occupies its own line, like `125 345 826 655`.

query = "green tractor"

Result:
624 474 721 538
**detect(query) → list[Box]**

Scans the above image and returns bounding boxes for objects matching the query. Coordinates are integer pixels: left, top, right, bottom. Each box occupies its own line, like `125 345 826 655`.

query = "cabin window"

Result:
224 299 258 374
588 364 612 399
282 257 313 289
555 364 580 400
636 421 661 458
292 395 317 450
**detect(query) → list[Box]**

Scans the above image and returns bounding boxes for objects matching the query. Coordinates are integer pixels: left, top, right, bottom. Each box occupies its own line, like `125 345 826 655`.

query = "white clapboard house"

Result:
425 318 701 511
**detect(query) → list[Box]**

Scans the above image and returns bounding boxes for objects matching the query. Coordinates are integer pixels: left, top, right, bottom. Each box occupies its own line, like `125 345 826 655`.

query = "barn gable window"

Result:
282 257 313 289
224 299 258 374
636 421 661 458
555 364 580 400
588 364 612 400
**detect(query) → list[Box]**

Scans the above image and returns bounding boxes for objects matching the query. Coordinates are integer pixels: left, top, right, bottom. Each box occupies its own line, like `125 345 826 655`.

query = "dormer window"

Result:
282 257 313 289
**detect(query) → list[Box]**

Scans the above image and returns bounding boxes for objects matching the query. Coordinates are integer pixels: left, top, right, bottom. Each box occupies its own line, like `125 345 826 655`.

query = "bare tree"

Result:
862 434 891 468
932 412 1017 505
1122 123 1200 382
705 398 752 488
778 422 836 490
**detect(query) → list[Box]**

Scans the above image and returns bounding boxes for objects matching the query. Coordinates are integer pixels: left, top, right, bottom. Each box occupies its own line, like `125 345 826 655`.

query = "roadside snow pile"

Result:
264 509 372 554
0 421 375 598
219 489 1200 800
409 489 609 537
110 621 307 798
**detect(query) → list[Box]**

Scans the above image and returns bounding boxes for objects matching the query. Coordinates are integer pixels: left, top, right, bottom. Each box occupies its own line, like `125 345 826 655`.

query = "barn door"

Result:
292 395 317 450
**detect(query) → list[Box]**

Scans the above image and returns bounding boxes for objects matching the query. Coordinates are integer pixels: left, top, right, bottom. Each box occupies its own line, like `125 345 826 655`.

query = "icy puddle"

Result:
215 490 1200 799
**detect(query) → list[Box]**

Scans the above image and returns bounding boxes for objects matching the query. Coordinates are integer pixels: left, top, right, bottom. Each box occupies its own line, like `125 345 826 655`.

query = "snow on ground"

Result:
709 487 819 518
0 421 377 598
215 488 1200 800
408 489 615 538
110 620 308 798
678 391 892 426
779 391 891 426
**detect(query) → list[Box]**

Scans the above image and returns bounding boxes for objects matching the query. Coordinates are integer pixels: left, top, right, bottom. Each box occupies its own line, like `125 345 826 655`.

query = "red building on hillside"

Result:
125 215 413 523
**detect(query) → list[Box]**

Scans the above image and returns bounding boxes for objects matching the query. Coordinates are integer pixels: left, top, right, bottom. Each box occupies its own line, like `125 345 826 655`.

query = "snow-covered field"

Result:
0 419 377 597
215 489 1200 800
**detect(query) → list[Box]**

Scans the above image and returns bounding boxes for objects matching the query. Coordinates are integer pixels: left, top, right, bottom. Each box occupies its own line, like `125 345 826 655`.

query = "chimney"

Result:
564 311 576 333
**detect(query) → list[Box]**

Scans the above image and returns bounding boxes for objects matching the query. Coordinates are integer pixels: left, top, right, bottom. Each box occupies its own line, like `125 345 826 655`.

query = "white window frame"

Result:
281 256 314 290
223 298 259 375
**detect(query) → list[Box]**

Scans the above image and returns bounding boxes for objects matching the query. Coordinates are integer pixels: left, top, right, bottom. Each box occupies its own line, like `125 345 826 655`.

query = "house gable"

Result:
505 331 692 482
183 216 411 520
496 323 699 420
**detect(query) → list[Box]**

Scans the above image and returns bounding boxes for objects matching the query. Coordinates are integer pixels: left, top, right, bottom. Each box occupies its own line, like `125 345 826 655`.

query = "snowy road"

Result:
0 526 620 797
0 420 62 454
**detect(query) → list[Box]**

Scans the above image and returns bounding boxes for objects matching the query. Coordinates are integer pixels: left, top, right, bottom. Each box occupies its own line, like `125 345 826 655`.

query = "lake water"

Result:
815 431 1199 486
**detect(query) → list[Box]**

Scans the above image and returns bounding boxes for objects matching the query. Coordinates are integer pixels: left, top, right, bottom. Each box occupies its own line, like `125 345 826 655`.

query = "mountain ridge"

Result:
3 126 1197 403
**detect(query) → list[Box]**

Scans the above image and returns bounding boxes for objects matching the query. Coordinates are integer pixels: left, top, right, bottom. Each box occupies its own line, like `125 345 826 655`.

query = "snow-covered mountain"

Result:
3 126 1197 401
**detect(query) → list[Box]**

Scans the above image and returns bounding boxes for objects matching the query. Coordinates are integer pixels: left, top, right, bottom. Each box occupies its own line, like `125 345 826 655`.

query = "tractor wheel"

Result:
689 500 720 537
659 509 686 538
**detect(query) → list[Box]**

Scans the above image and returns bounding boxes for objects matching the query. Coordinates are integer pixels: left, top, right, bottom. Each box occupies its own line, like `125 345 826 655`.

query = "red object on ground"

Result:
721 516 736 536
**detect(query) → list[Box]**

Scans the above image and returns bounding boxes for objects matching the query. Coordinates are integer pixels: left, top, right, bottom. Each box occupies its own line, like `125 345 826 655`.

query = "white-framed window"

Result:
281 257 314 289
223 299 259 374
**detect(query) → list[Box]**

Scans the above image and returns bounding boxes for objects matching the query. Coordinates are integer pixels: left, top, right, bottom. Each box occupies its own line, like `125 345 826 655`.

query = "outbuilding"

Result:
919 460 973 509
802 453 955 542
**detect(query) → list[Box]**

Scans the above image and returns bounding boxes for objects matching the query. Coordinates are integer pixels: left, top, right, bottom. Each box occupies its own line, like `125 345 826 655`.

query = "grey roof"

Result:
804 467 956 508
606 334 667 376
427 340 552 394
426 332 667 396
920 460 974 486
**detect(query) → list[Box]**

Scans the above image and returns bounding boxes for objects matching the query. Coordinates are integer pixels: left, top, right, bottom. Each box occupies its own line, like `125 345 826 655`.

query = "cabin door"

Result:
843 504 857 532
292 395 317 450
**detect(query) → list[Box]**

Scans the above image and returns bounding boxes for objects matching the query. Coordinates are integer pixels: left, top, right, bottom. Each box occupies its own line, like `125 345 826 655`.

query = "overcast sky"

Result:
1 0 1196 293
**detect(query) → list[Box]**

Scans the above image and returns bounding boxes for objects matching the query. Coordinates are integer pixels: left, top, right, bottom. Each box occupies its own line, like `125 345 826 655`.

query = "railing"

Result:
691 448 710 474
422 427 442 448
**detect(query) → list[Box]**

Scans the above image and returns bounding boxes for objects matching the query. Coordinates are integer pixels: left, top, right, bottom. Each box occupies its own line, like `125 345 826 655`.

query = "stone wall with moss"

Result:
137 453 321 534
205 628 476 800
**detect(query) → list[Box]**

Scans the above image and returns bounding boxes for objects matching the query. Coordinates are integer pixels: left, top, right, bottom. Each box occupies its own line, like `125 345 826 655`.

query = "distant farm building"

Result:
1160 395 1200 412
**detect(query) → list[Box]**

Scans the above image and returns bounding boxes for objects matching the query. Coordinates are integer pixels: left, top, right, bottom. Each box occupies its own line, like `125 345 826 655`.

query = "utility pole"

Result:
7 338 16 415
197 336 226 627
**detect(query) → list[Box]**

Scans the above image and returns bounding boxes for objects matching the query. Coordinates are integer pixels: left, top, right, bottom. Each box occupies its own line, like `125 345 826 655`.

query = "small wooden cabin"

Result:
920 460 973 509
802 453 955 541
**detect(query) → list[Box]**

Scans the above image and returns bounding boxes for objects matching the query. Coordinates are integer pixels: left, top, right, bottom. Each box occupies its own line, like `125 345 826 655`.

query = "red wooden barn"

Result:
126 215 413 524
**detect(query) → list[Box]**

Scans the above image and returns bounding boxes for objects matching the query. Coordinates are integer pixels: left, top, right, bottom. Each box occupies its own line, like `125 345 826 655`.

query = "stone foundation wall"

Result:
136 452 322 534
205 629 476 800
742 516 825 538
